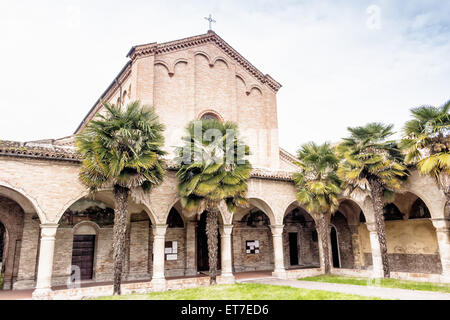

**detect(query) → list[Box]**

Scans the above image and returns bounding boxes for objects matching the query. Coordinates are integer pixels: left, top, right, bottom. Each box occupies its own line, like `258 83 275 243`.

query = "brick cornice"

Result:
127 31 282 93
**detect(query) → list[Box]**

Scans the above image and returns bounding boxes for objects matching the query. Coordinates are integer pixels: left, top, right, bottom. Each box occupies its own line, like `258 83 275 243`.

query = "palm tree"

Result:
293 142 341 274
400 101 450 199
75 100 166 295
336 123 408 278
174 119 252 284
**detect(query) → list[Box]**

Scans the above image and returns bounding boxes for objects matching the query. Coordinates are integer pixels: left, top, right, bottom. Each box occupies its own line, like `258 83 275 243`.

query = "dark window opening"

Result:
288 233 299 266
383 203 404 221
409 198 431 219
167 208 184 228
330 226 340 268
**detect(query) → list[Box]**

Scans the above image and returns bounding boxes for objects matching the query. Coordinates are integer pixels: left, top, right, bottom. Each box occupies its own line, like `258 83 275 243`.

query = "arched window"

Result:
200 112 220 121
409 198 431 219
167 208 184 228
383 203 403 221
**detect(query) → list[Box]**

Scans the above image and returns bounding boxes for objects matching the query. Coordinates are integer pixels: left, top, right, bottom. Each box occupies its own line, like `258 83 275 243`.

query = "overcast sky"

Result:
0 0 449 154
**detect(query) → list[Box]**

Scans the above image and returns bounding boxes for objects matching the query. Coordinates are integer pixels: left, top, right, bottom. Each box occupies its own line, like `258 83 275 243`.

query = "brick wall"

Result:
0 196 24 289
232 224 274 272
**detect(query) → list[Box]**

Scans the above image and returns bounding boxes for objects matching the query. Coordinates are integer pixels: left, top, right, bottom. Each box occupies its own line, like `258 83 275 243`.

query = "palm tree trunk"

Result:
317 213 331 274
112 185 129 295
369 179 390 278
205 209 218 285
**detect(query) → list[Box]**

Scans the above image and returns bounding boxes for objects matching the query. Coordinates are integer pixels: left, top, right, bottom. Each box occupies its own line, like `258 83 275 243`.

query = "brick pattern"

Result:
232 224 274 272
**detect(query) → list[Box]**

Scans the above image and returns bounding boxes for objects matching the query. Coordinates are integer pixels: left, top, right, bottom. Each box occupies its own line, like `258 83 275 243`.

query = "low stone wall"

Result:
48 275 234 300
285 268 322 279
331 268 449 283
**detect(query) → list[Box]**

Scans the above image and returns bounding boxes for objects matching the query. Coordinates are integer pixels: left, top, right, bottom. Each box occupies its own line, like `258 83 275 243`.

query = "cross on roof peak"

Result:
204 14 216 31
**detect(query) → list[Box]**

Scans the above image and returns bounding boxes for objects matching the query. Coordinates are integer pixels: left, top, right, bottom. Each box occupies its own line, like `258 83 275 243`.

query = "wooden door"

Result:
71 235 95 280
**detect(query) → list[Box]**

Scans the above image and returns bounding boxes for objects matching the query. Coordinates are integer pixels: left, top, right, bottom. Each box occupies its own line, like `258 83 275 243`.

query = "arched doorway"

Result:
330 225 340 268
60 198 115 283
197 211 221 273
283 207 319 269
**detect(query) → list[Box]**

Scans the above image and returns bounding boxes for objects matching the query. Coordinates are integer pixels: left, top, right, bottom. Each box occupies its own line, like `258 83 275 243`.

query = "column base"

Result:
32 288 53 300
150 277 166 291
440 274 450 284
272 269 287 279
219 273 235 284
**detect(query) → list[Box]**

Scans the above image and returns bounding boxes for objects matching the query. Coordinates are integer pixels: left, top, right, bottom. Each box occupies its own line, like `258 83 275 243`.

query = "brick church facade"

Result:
0 31 448 299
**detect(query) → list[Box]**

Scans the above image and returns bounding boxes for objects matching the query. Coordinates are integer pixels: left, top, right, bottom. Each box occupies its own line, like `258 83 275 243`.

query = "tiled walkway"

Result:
239 277 450 300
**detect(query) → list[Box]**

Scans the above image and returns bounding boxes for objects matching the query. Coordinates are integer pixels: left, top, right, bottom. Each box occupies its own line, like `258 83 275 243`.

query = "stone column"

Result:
366 223 384 278
32 224 58 299
348 224 362 269
432 219 450 282
184 220 197 276
270 225 286 279
150 224 167 290
220 224 235 283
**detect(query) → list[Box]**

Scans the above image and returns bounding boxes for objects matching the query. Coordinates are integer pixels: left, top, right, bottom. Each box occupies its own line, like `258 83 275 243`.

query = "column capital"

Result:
39 224 59 238
270 224 284 236
365 222 377 233
431 218 450 231
220 224 233 236
152 224 167 237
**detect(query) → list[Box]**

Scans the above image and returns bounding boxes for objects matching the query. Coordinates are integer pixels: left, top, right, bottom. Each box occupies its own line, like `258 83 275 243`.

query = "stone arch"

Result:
197 109 224 122
154 60 172 76
194 51 212 65
0 181 45 223
162 197 227 226
212 56 229 68
73 220 100 235
403 170 447 219
248 85 263 96
173 58 188 68
243 198 276 225
235 74 248 92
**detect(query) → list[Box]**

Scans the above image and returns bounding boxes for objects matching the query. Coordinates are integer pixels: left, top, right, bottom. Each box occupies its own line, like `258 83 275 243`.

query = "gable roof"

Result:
75 31 282 134
127 31 282 92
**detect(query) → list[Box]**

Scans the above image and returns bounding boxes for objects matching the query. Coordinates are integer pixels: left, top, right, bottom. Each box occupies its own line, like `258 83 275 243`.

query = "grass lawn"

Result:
95 283 382 300
300 275 450 293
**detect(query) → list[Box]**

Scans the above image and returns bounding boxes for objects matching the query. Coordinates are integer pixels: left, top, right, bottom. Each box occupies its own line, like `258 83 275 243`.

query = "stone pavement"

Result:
238 277 450 300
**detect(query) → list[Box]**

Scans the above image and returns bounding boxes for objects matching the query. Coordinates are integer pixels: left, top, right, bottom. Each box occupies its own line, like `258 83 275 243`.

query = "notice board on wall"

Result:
165 241 178 261
246 240 260 254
